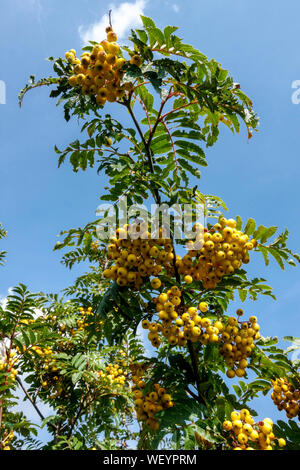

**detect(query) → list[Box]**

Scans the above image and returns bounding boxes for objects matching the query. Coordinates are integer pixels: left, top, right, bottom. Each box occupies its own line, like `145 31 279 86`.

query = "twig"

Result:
135 95 152 133
147 97 169 148
159 99 197 122
16 376 56 429
161 119 179 176
67 397 85 439
125 100 161 204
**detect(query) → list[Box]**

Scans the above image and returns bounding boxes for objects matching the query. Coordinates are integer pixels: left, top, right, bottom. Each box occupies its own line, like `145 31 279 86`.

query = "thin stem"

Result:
187 342 205 405
19 79 60 108
147 98 168 148
125 100 161 204
161 119 179 176
135 96 152 133
131 81 151 92
150 46 197 62
125 101 148 151
68 397 85 438
16 376 58 432
73 146 135 161
159 99 197 122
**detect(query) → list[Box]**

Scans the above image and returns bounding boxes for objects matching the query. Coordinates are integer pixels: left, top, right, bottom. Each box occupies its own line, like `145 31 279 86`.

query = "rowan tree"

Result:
1 15 300 450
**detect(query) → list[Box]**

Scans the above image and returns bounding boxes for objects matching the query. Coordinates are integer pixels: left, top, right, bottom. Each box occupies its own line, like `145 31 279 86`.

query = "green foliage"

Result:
237 218 300 270
11 14 300 451
0 285 140 449
274 420 300 450
21 17 260 203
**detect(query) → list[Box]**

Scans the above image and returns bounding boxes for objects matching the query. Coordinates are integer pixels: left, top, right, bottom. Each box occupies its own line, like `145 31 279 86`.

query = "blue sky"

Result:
1 0 300 441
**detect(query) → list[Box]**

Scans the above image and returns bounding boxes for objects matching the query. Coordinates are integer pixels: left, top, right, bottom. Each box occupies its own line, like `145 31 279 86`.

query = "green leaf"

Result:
268 247 285 270
260 226 278 244
238 289 247 302
236 215 243 230
135 85 154 111
193 422 224 444
244 218 256 235
135 29 148 43
258 246 270 266
140 15 156 29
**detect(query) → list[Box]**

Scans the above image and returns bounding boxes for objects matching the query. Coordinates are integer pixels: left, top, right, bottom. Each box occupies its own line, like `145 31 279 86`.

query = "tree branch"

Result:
16 377 45 422
125 100 161 204
124 88 206 407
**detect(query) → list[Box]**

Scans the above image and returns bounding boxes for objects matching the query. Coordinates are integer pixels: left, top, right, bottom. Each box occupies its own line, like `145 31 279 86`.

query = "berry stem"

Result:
108 10 112 29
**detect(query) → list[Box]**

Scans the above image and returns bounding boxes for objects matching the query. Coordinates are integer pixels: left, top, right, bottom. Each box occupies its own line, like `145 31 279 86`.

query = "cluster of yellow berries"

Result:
223 410 286 450
72 307 94 332
66 26 141 106
103 218 256 292
0 350 18 383
176 218 257 289
142 289 215 348
0 430 14 451
48 307 102 336
28 345 53 357
16 343 53 370
91 241 100 251
130 362 148 389
20 318 35 325
39 358 62 396
42 377 65 399
271 377 300 420
142 291 259 376
103 225 175 289
98 360 128 388
40 357 58 375
20 346 63 398
130 363 173 431
220 312 260 379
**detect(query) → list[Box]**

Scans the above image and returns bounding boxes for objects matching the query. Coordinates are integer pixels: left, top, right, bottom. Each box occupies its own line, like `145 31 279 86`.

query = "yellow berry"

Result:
278 438 286 448
184 275 193 284
199 302 208 313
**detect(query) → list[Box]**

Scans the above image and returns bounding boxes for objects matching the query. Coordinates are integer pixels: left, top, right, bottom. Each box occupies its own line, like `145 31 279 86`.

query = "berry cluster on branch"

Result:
0 349 19 385
177 218 257 289
66 26 141 105
99 353 128 388
103 224 175 289
223 409 286 450
130 363 174 431
142 290 260 378
0 429 14 451
271 377 300 420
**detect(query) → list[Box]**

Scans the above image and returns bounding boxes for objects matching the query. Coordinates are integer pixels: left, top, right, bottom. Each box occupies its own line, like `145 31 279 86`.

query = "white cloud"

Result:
172 4 179 13
79 0 147 44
